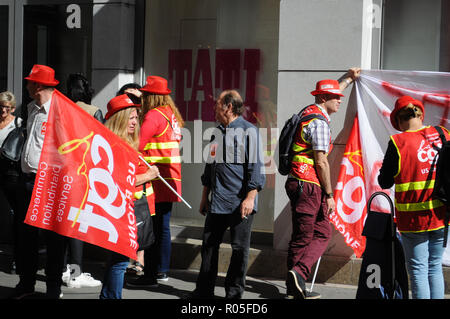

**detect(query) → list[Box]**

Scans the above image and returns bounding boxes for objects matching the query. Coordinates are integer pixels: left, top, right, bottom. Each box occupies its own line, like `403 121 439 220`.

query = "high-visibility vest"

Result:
391 125 450 232
134 156 155 216
290 104 332 186
141 105 182 203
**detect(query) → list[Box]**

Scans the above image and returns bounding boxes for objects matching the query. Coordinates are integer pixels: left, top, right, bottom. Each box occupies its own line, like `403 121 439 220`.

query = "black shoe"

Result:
156 272 168 282
126 276 158 288
305 290 321 299
286 269 306 299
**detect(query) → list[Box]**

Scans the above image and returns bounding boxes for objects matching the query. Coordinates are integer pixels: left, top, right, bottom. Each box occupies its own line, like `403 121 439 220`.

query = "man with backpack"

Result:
284 68 360 299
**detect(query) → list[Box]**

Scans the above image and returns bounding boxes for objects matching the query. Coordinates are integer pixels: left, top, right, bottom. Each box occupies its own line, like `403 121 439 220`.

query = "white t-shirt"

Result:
21 97 52 174
0 117 23 146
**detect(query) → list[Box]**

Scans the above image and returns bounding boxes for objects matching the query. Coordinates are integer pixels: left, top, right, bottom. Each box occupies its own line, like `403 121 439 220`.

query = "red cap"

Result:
140 76 171 95
390 95 425 131
105 94 140 120
24 64 59 86
310 79 344 97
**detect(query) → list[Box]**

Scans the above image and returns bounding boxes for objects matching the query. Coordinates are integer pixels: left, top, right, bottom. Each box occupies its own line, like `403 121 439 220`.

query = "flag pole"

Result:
139 156 192 209
309 257 321 292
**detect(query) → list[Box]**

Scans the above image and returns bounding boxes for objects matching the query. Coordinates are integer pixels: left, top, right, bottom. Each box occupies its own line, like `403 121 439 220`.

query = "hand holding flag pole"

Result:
139 155 192 209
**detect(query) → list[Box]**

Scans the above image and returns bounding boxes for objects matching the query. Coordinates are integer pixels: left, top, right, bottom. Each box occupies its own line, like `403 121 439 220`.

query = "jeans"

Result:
100 253 129 299
401 228 446 299
195 211 254 298
145 202 172 277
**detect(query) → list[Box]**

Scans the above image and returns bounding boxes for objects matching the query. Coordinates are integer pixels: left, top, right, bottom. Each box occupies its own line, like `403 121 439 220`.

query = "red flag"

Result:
330 116 367 258
25 90 139 259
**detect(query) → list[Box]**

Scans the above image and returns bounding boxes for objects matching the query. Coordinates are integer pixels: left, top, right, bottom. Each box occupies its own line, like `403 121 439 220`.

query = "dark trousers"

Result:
195 210 254 298
285 178 331 280
13 175 67 297
144 202 172 277
64 237 84 272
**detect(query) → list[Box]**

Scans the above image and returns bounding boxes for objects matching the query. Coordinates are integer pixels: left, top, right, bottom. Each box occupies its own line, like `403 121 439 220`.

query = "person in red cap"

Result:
378 95 450 299
11 64 67 299
100 94 159 299
285 67 360 299
127 75 184 287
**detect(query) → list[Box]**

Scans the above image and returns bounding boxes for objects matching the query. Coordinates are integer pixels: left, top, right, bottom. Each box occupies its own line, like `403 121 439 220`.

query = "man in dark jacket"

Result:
191 89 266 299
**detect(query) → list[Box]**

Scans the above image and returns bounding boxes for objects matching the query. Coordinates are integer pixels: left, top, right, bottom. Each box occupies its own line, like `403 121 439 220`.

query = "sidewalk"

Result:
0 265 358 299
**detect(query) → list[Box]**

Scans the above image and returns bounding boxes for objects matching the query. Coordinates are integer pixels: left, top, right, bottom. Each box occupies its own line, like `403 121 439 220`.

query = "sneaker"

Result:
156 272 169 281
126 276 158 288
62 265 71 285
286 269 306 299
67 273 102 288
305 290 321 299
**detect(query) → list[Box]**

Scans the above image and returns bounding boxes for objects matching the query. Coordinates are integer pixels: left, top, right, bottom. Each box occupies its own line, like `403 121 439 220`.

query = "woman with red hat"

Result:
378 95 450 299
100 94 159 299
127 75 184 287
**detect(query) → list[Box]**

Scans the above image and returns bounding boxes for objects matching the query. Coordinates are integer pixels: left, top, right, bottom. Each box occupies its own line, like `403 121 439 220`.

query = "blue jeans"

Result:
401 228 446 299
145 202 172 276
100 253 129 299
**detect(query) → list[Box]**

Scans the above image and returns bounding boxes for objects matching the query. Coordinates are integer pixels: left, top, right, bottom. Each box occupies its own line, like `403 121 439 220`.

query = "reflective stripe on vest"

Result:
143 141 180 150
290 105 331 186
391 126 449 232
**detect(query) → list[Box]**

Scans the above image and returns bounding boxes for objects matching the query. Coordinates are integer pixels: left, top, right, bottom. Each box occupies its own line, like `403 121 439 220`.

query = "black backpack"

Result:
432 126 450 246
277 105 327 175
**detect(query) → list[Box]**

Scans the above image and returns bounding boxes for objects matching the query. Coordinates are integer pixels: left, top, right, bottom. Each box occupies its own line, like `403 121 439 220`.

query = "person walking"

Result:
285 68 360 299
190 89 266 299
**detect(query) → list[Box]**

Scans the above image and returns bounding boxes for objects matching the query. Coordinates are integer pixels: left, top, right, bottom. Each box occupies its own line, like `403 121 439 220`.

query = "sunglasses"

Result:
0 105 13 111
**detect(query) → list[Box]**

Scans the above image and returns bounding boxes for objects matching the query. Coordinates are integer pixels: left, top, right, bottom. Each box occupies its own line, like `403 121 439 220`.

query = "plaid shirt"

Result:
302 104 331 153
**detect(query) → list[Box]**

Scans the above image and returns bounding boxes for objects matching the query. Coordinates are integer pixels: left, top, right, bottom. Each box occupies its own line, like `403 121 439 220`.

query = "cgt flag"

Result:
25 90 139 259
330 116 367 258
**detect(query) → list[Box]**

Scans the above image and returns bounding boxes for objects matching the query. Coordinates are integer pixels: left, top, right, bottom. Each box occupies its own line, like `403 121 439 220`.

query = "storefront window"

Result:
0 6 8 92
22 4 93 105
382 0 448 72
145 0 279 231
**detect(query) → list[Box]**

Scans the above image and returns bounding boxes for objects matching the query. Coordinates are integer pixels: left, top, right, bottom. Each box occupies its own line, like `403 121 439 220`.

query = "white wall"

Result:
274 0 368 256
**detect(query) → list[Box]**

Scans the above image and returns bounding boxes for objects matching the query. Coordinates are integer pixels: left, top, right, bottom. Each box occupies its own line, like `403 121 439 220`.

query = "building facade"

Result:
1 0 449 279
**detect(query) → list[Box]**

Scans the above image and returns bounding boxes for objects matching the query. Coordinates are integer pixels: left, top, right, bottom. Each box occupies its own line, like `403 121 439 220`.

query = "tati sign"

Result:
25 90 140 259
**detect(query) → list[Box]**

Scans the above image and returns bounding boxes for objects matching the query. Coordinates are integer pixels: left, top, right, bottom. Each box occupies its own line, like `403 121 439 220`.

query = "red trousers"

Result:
285 178 331 280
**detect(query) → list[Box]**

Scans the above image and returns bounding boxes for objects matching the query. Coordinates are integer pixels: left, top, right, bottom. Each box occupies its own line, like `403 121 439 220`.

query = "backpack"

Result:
277 105 327 175
433 126 450 205
432 126 450 247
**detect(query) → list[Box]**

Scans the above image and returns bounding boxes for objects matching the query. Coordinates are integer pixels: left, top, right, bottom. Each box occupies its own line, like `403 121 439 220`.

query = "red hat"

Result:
24 64 59 86
390 95 425 131
140 76 171 95
105 94 140 120
310 79 344 97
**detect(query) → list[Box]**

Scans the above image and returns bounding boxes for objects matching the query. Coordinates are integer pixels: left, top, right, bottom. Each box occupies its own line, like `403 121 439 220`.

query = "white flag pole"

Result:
309 257 321 292
139 156 192 209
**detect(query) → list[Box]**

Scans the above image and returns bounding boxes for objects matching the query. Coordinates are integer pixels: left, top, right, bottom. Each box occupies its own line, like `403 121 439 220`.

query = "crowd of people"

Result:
0 63 449 300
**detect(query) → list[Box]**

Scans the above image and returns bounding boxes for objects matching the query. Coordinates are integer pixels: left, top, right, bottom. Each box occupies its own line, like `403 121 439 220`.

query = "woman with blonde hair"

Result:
127 75 184 287
0 91 22 273
100 94 159 299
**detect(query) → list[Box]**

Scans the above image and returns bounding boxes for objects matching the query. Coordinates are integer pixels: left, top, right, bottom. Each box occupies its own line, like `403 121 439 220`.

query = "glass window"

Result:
22 4 93 105
145 0 279 231
0 6 8 92
382 0 448 71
